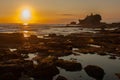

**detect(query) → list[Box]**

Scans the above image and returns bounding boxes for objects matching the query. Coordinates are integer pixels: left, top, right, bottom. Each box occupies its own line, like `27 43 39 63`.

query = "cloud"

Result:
60 14 75 16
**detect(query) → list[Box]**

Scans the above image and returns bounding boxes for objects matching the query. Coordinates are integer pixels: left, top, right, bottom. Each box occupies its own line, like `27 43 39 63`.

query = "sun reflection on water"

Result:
23 23 28 26
22 30 36 37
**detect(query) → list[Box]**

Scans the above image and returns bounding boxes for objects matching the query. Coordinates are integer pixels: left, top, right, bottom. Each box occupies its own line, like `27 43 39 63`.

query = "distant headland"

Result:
67 13 120 28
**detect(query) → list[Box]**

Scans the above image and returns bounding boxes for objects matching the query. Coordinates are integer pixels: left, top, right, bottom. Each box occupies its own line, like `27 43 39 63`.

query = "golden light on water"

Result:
23 31 30 37
22 30 36 37
23 23 28 26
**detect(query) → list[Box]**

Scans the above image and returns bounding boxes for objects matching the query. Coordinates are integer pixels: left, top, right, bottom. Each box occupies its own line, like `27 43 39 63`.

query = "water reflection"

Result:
59 53 120 80
9 48 17 52
22 30 36 37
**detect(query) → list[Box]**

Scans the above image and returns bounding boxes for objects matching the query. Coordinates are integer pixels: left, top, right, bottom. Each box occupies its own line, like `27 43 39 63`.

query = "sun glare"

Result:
19 6 40 24
20 8 32 25
22 9 31 20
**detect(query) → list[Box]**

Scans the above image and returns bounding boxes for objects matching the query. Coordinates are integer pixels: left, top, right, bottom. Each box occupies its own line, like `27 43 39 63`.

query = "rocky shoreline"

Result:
0 27 120 80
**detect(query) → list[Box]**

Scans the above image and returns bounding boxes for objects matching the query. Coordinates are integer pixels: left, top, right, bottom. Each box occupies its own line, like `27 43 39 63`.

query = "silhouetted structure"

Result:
70 21 77 25
78 13 102 25
68 13 120 28
67 13 103 27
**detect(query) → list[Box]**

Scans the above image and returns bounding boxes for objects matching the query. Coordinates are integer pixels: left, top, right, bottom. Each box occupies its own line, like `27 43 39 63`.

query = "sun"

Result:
21 8 32 25
19 6 39 24
22 9 31 20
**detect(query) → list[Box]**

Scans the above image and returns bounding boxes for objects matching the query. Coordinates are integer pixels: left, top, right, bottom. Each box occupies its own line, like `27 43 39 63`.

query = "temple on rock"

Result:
68 13 104 27
78 13 102 25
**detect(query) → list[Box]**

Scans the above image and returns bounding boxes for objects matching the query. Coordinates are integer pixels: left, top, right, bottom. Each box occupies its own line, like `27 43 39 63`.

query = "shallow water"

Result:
26 50 120 80
0 24 97 36
58 52 120 80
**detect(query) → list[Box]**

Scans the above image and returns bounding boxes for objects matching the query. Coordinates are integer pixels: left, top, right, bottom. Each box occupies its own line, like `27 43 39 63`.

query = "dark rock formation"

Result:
31 56 59 80
0 58 34 80
84 65 105 80
56 59 82 71
109 56 116 59
78 13 102 26
0 49 22 61
115 73 120 79
0 33 25 48
67 13 105 27
56 76 68 80
32 61 59 80
70 21 77 25
0 72 19 80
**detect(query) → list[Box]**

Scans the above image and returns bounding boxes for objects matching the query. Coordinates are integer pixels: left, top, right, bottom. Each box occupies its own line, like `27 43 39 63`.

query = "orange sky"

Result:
0 0 120 24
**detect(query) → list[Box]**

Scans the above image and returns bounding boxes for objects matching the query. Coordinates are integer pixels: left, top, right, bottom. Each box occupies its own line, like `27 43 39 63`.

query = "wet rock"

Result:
0 72 19 80
84 65 105 80
32 55 43 62
0 64 23 80
32 56 59 80
32 64 59 80
56 76 68 80
45 40 73 57
109 56 116 59
22 54 29 58
33 56 58 64
97 52 107 56
0 33 24 48
22 60 34 75
56 59 82 71
35 46 49 54
70 58 77 61
19 74 32 80
49 33 57 37
48 49 72 57
16 48 31 54
29 35 39 44
115 73 120 79
78 47 101 54
73 53 81 56
3 59 24 64
0 59 34 79
0 49 22 61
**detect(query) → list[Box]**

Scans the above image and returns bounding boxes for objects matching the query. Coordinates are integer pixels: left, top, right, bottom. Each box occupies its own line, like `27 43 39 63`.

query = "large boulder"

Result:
84 65 105 80
0 49 22 61
56 59 82 71
32 56 59 80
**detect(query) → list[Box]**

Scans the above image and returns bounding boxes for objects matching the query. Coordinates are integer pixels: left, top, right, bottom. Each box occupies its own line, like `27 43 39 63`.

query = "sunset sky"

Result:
0 0 120 24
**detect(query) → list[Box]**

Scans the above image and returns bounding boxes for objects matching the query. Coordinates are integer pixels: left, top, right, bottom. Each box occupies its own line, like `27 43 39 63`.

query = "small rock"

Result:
109 56 116 59
56 76 68 80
